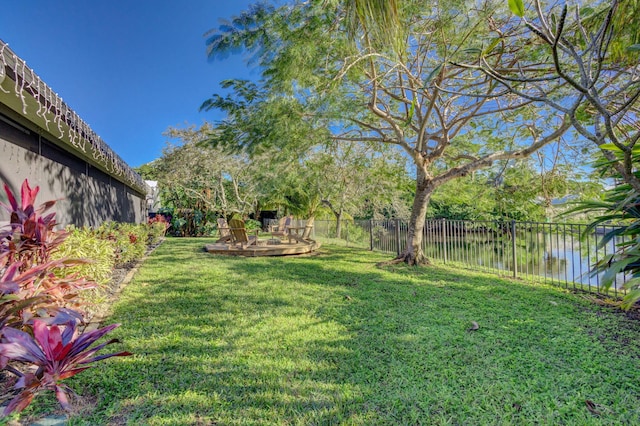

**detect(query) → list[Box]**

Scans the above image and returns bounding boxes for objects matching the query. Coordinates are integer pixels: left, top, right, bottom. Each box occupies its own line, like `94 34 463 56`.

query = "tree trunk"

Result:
335 210 343 239
395 175 434 265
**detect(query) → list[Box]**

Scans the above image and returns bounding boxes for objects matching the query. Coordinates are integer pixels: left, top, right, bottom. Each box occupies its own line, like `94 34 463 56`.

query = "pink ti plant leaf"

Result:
0 319 131 415
1 182 18 212
20 179 39 212
0 262 22 295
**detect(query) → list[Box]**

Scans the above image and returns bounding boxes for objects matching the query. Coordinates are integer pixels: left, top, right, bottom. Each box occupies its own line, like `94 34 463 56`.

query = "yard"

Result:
26 238 640 425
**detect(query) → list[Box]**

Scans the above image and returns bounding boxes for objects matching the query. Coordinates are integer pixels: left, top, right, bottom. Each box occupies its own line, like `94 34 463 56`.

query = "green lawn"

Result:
25 238 640 424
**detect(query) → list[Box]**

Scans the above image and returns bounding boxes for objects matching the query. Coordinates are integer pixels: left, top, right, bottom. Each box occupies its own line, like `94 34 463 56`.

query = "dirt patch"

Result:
577 293 640 357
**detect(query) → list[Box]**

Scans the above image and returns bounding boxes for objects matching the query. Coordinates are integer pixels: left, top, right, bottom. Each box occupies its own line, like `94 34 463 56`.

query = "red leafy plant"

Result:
0 260 79 330
148 214 169 230
0 179 131 416
0 319 131 415
0 180 66 268
0 181 95 330
128 233 138 245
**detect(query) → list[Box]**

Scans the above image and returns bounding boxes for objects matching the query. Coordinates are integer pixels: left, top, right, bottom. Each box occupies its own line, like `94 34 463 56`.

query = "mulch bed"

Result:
81 240 164 331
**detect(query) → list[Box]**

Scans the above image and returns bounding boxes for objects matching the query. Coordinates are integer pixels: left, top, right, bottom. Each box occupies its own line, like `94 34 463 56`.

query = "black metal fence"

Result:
313 219 628 297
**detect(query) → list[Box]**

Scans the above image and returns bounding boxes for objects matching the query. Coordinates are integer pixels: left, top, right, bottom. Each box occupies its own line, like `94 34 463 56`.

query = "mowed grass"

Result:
28 238 640 424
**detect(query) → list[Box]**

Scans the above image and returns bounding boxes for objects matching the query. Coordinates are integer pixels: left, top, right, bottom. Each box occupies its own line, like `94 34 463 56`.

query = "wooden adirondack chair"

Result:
269 216 286 232
270 216 292 239
286 218 315 244
228 218 259 248
215 218 233 243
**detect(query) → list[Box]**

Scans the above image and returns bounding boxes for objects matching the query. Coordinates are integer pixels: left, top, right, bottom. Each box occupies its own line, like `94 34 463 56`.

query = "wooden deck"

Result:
204 240 321 257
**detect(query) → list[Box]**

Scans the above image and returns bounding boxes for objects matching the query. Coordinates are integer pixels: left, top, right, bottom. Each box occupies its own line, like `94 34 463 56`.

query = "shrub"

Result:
0 181 94 328
326 220 368 244
245 219 262 231
118 223 147 263
96 222 146 267
343 221 368 244
200 221 218 237
146 221 168 245
51 227 117 312
52 226 115 287
0 179 131 416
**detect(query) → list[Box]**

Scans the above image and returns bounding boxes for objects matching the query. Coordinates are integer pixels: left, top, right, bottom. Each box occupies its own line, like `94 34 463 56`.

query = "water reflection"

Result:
371 220 627 291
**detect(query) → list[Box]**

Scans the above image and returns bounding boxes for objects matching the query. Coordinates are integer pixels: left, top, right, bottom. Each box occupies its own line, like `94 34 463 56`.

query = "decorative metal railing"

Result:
0 39 146 193
314 219 629 297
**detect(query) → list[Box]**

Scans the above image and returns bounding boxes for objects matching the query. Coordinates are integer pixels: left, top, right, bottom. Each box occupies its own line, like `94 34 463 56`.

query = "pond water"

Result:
367 220 629 293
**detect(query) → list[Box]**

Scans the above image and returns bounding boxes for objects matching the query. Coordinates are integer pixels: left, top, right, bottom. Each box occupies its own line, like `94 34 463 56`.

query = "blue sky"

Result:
1 1 267 168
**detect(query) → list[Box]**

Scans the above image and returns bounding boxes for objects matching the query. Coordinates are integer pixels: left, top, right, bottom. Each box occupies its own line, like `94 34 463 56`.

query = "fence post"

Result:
511 220 517 278
442 220 448 264
395 219 401 256
369 219 374 251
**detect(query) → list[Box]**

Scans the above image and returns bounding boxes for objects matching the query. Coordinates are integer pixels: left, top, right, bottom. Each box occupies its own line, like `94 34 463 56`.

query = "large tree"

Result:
202 80 412 228
306 142 410 237
150 123 284 235
466 0 640 191
204 0 572 264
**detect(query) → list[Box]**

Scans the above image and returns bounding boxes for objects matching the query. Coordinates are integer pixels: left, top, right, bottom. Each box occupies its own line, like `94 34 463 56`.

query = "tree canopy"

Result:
202 0 585 264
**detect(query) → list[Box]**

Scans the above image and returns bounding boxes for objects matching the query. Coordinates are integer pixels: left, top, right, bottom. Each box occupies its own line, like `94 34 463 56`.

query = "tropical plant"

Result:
0 180 66 269
95 222 146 267
146 221 168 245
0 181 95 329
570 148 640 308
0 261 57 331
53 226 116 287
0 319 130 415
147 216 169 244
243 218 262 231
0 179 132 416
331 0 402 52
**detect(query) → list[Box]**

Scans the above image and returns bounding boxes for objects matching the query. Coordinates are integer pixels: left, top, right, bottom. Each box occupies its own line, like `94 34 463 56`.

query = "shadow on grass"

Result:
59 238 640 425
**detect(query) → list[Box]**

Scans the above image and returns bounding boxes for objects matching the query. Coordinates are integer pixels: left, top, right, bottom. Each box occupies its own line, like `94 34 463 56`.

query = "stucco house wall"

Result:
0 40 147 227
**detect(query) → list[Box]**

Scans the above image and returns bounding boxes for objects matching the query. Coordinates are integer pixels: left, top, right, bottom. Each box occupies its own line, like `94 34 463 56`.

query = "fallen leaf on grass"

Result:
549 301 558 306
468 321 479 331
585 400 601 416
344 295 352 301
